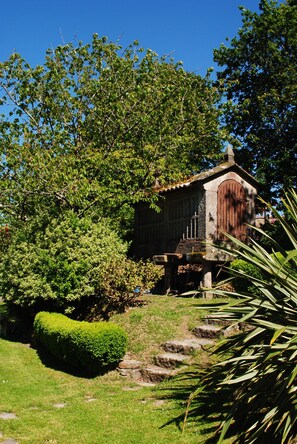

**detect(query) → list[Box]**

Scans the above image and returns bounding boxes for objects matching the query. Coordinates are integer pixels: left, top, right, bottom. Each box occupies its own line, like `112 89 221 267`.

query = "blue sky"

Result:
1 0 261 75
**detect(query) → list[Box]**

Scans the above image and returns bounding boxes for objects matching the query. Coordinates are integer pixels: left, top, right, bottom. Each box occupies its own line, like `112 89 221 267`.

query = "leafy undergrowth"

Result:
0 295 230 444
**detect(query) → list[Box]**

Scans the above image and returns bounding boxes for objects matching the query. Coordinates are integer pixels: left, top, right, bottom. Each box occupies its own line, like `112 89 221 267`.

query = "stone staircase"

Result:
118 316 234 385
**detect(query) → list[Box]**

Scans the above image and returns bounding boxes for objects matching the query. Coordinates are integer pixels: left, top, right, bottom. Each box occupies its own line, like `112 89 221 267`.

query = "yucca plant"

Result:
185 190 297 443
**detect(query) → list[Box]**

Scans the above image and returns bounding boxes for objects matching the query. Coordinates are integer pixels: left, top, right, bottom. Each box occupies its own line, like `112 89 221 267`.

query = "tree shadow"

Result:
34 343 117 379
156 364 236 443
157 363 284 444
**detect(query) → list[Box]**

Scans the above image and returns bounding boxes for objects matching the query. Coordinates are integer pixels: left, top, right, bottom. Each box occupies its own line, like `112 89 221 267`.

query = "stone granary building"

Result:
133 146 259 295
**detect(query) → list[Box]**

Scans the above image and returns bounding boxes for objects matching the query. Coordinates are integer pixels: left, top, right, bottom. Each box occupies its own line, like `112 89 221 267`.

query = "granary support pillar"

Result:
153 253 184 295
202 260 213 299
164 263 178 295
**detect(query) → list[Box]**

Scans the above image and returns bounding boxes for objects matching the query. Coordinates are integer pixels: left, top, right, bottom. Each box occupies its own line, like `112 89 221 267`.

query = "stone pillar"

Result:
204 188 217 241
153 253 183 295
164 263 178 295
202 260 213 299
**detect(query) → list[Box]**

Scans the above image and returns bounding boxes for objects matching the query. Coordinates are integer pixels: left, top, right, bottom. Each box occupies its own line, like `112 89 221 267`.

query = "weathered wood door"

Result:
217 179 247 240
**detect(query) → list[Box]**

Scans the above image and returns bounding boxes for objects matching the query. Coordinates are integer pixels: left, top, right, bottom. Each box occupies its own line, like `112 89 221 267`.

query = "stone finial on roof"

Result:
224 145 235 164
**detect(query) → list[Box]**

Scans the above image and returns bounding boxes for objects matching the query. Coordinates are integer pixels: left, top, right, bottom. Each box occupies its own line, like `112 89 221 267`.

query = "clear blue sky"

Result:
1 0 261 75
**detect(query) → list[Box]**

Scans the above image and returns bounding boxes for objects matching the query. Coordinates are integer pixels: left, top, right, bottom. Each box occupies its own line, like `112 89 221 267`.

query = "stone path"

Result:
118 314 236 384
0 414 19 444
0 413 17 420
0 439 18 444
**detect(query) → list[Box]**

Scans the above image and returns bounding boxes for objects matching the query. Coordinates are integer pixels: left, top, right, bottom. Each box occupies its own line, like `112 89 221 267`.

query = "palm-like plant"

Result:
185 190 297 443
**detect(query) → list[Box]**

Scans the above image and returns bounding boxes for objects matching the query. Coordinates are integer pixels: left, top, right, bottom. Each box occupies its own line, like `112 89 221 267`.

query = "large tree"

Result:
214 0 297 200
0 35 224 235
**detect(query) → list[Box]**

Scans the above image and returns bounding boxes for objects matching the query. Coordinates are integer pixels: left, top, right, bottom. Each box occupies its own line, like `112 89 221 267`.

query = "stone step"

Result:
154 352 189 369
118 358 142 370
203 314 238 327
141 365 174 383
203 315 244 336
162 338 214 355
203 314 235 327
192 324 222 339
117 358 142 380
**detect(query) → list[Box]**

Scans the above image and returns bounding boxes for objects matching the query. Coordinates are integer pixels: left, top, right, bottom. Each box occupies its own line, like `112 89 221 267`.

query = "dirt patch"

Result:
122 386 142 391
85 397 96 403
52 403 66 409
153 399 166 407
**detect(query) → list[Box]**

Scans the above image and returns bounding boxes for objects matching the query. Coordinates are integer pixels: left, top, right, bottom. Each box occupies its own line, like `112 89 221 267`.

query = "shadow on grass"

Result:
156 364 235 443
34 344 117 379
157 364 285 444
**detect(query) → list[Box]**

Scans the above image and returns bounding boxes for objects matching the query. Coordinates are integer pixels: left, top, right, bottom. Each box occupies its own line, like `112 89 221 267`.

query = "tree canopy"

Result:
214 0 297 200
0 35 224 234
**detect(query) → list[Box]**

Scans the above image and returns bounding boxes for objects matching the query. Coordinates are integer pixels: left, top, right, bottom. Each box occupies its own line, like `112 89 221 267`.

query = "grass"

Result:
0 295 229 444
111 294 224 362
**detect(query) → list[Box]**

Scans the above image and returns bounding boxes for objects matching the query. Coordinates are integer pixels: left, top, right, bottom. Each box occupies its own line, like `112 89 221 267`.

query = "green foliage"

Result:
0 35 224 235
214 0 297 200
229 258 263 294
0 224 11 255
33 311 127 374
230 251 297 296
0 301 30 340
0 302 8 338
0 214 162 319
257 216 293 252
185 190 297 443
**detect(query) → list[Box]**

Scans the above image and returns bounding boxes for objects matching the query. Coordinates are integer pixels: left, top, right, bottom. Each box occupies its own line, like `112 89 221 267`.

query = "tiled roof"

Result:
155 161 258 193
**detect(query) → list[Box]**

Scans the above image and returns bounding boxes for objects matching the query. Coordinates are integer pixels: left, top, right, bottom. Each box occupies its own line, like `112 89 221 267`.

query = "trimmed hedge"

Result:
34 311 127 374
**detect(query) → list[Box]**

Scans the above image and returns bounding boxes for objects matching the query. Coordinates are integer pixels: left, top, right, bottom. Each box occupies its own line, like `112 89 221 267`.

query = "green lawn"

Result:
0 295 227 443
110 294 219 362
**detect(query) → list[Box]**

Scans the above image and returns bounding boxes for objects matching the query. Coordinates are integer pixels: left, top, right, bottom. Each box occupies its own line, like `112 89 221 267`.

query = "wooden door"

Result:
217 179 247 240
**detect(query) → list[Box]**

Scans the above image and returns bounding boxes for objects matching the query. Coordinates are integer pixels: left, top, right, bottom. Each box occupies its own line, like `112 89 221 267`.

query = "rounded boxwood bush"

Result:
34 311 127 374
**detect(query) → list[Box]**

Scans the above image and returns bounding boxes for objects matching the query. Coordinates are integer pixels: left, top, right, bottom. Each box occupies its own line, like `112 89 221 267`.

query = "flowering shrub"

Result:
0 214 162 320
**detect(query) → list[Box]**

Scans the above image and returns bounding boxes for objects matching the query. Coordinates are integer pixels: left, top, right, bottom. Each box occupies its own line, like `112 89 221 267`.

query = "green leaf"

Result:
224 370 259 384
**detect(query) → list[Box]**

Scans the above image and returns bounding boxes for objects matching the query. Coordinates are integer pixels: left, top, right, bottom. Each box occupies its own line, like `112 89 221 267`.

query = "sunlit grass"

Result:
0 295 229 443
111 294 224 361
0 339 201 443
